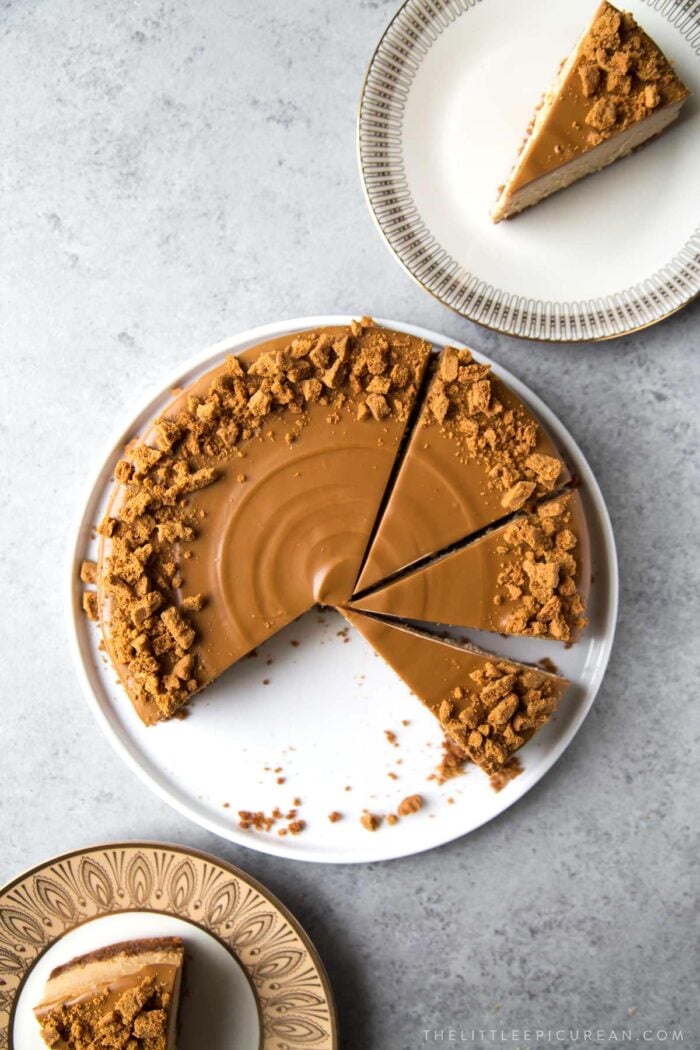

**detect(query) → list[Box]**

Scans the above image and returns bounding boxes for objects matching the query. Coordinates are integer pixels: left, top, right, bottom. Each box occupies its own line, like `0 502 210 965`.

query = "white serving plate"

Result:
358 0 700 340
66 317 618 864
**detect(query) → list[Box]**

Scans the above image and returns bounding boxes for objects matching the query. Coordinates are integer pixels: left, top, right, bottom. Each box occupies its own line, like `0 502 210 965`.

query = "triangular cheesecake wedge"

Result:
341 609 569 775
492 2 689 221
34 937 184 1049
354 345 570 593
353 491 589 644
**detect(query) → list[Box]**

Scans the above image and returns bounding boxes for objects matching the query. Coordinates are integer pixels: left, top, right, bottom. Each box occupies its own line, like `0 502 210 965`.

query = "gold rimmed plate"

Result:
358 0 700 341
0 842 337 1050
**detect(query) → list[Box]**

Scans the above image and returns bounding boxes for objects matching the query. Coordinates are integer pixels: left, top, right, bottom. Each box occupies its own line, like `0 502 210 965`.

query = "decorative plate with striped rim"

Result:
358 0 700 341
0 843 337 1050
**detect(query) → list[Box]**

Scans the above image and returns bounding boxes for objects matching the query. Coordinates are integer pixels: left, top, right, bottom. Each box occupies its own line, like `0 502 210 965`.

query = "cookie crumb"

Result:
489 757 524 792
80 559 97 584
360 811 382 832
429 736 470 785
397 794 423 816
238 810 277 832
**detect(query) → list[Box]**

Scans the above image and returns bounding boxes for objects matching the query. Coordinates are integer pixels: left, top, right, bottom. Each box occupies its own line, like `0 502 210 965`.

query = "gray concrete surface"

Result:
1 2 698 1048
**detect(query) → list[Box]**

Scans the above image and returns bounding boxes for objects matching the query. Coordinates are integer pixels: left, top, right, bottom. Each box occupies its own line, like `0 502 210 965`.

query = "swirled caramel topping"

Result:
92 320 430 722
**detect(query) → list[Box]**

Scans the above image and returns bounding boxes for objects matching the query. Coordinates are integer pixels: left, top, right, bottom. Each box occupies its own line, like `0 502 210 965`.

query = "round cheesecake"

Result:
82 318 592 777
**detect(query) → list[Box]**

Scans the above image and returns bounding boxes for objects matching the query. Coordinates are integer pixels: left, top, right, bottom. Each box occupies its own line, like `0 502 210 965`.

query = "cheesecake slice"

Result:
342 608 569 775
353 491 589 644
492 2 689 221
354 344 570 594
34 937 184 1049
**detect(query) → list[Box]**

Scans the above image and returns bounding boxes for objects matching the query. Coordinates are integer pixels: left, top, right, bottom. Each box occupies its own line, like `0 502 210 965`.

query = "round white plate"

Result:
1 842 337 1050
67 316 618 864
358 0 700 340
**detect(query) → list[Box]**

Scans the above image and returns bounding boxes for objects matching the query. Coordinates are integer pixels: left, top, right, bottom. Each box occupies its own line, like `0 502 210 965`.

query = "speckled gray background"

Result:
1 2 699 1048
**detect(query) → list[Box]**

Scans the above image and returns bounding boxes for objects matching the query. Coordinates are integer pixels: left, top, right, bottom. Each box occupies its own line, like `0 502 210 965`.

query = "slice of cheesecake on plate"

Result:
352 491 589 644
33 937 184 1049
492 1 689 221
354 344 570 594
341 608 569 776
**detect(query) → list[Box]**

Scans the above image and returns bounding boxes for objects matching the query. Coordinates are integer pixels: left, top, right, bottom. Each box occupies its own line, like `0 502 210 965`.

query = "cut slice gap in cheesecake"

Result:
341 608 569 776
491 1 690 222
34 936 184 1050
352 474 576 602
350 349 439 594
352 489 589 644
354 344 571 594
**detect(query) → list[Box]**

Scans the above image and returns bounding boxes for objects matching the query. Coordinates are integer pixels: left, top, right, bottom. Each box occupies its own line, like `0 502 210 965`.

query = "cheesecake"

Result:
81 321 593 766
34 937 184 1049
341 609 569 775
492 2 690 222
353 491 589 643
354 344 570 593
95 319 431 723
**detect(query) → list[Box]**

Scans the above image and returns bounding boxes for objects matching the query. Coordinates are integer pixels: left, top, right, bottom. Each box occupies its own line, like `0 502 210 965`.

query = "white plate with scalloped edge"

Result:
66 316 618 863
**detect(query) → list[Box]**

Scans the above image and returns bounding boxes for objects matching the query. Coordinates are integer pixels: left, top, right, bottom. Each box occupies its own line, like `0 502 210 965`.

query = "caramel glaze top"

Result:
97 321 431 724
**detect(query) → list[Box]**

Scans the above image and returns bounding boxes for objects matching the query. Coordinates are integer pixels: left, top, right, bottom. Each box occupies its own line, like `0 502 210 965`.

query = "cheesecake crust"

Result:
47 938 184 980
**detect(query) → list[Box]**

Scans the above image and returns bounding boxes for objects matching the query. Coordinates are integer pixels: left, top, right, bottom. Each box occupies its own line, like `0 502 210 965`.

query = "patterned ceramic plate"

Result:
0 842 337 1050
358 0 700 341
